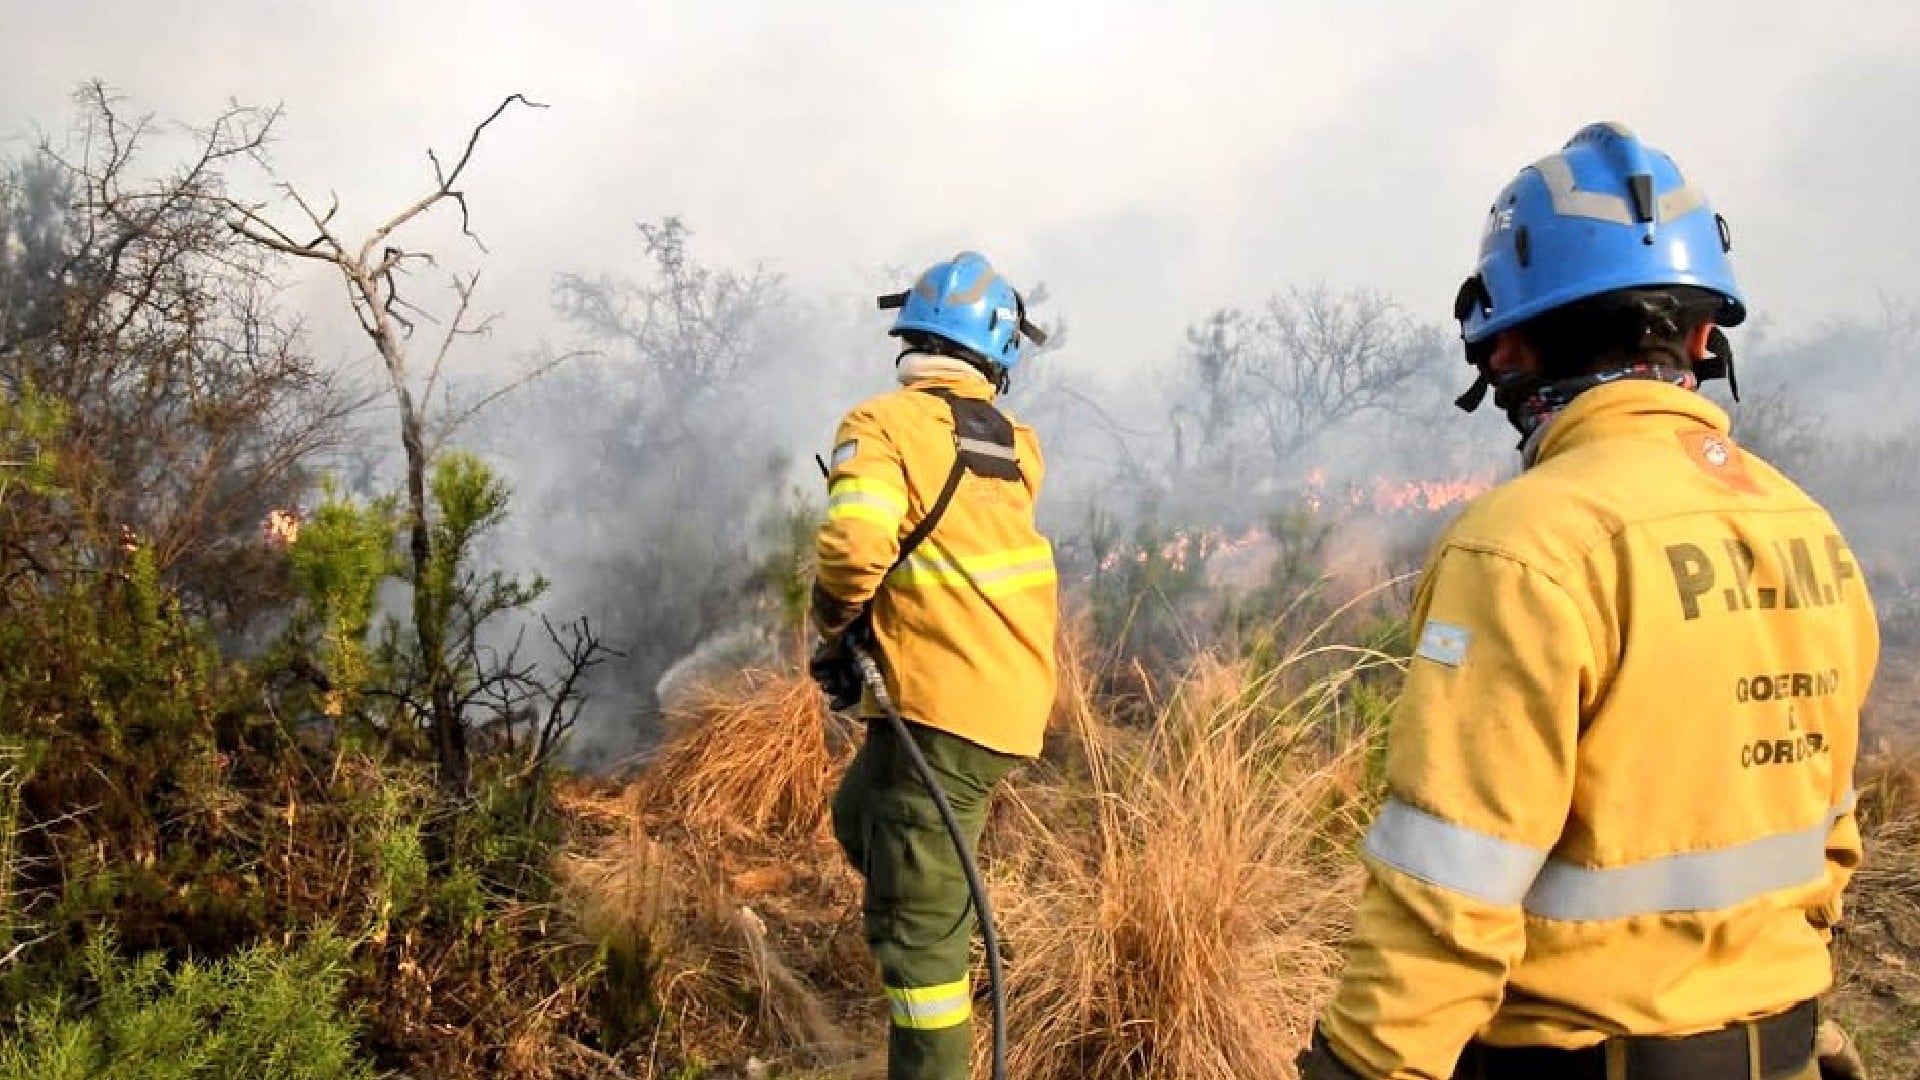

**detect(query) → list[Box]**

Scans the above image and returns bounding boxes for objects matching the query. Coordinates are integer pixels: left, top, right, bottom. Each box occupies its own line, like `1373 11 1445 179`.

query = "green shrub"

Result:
0 932 381 1080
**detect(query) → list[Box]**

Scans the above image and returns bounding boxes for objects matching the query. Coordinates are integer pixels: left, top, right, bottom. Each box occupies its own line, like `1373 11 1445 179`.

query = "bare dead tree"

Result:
223 94 550 791
552 216 782 429
1243 287 1441 467
1167 310 1257 482
518 221 796 742
1139 287 1444 535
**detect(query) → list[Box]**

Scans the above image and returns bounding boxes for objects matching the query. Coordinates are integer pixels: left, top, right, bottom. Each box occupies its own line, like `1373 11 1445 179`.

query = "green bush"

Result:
0 932 381 1080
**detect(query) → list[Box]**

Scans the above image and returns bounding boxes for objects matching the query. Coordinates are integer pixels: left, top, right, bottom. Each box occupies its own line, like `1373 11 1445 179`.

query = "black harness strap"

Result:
893 454 965 570
889 386 1025 570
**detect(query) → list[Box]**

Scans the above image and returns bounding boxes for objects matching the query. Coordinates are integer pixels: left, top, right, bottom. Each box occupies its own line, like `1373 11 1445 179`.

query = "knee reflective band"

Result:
886 978 973 1031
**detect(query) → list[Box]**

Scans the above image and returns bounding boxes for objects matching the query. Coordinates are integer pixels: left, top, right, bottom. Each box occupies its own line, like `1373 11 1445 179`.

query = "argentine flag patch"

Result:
830 439 859 469
1415 620 1471 667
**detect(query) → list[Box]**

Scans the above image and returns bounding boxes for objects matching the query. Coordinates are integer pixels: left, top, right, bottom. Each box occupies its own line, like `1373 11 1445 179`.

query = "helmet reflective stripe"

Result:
931 266 1000 306
1459 122 1745 345
1531 152 1707 228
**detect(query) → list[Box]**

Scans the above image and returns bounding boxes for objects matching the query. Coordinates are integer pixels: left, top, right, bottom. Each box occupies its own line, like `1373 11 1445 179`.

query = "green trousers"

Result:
831 720 1019 1080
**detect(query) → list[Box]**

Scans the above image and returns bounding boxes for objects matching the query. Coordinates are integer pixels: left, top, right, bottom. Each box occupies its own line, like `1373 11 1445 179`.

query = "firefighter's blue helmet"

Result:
878 251 1045 370
1457 122 1746 344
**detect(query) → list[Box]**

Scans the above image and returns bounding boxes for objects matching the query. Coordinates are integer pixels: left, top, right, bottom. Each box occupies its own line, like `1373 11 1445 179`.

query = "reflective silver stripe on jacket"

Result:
1365 794 1856 920
1363 799 1547 906
956 436 1016 462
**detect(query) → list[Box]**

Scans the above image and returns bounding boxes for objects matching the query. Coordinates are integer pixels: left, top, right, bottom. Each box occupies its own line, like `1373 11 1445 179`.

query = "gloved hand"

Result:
1294 1029 1368 1080
808 634 864 713
1816 1018 1868 1080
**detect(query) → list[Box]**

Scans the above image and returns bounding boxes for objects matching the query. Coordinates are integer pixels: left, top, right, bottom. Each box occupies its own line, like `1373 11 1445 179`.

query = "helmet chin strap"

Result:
1453 365 1548 449
1453 370 1493 413
1698 327 1740 401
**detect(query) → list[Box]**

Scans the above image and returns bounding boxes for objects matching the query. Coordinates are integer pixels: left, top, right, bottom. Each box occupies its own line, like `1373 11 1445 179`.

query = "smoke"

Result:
1727 306 1920 641
9 6 1920 755
457 210 1920 765
465 221 920 763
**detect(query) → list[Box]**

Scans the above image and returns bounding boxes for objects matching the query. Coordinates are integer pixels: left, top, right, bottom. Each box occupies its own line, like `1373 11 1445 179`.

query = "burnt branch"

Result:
380 264 417 338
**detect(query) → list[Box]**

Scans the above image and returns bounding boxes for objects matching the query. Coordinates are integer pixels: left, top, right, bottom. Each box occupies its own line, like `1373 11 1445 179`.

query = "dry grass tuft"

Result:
633 666 855 842
1857 744 1920 835
984 651 1378 1080
559 802 856 1074
561 663 870 1077
1832 743 1920 1070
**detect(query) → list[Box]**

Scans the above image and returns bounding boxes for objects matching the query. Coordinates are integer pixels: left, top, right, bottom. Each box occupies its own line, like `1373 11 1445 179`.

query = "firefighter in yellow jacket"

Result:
1297 124 1880 1080
810 251 1058 1080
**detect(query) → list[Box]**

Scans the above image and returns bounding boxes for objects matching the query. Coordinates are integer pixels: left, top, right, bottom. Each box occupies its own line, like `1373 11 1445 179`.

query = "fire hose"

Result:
848 642 1008 1080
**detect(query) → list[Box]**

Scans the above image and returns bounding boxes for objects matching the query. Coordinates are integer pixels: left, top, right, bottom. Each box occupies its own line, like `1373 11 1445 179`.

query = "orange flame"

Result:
1095 526 1268 575
263 508 302 549
1303 469 1495 517
1366 474 1495 513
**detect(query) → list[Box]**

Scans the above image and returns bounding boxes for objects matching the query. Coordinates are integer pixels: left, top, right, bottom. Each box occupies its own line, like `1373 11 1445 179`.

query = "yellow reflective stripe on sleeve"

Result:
828 501 901 530
827 477 908 531
886 543 1057 597
884 979 972 1030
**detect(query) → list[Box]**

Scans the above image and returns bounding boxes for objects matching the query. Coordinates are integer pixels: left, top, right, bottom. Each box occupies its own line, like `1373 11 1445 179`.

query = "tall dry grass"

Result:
563 615 1400 1079
551 595 1920 1078
1831 744 1920 1067
982 641 1387 1080
563 666 873 1075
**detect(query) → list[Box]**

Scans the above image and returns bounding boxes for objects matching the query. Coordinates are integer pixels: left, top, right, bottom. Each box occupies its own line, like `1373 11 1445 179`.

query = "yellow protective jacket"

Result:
1321 380 1879 1080
812 370 1059 758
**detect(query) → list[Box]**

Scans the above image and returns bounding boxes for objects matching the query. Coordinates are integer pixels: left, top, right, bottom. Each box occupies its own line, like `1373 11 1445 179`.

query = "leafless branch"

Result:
195 91 551 790
520 615 619 784
421 271 485 410
380 264 416 337
428 348 591 455
361 93 546 263
372 245 435 281
226 188 330 257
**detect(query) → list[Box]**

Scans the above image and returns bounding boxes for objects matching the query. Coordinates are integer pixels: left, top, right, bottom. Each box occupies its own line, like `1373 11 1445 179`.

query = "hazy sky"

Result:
5 0 1920 382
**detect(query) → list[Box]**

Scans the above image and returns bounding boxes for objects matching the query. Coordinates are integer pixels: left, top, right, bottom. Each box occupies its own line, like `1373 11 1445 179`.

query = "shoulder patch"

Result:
1677 429 1761 494
830 439 859 469
1414 620 1471 668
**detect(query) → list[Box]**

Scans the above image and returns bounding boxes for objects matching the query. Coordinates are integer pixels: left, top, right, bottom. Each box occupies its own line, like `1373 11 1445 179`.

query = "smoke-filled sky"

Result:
6 0 1920 378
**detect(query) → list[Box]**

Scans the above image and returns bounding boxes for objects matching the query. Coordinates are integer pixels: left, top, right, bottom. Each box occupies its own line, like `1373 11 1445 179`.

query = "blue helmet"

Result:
1457 122 1746 345
877 251 1047 371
